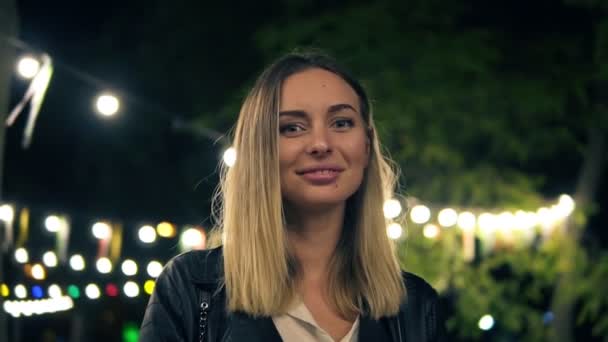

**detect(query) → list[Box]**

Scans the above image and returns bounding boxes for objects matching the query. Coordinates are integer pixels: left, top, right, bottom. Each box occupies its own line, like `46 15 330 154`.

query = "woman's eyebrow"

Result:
279 110 308 119
328 103 358 114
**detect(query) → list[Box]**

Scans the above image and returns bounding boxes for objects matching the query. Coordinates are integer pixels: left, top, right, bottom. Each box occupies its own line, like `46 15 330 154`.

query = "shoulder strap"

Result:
199 288 211 342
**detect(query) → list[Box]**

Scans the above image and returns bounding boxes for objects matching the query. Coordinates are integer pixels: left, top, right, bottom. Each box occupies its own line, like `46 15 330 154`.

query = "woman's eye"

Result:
279 124 304 134
334 119 354 129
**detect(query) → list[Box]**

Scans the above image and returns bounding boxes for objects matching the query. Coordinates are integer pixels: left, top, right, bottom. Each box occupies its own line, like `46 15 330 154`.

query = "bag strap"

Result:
199 288 211 342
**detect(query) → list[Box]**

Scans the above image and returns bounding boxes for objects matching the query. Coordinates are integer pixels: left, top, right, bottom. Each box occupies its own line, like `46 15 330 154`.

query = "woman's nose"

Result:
305 127 332 156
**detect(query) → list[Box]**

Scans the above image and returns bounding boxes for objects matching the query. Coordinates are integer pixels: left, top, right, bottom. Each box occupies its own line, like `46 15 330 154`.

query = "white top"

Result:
272 299 360 342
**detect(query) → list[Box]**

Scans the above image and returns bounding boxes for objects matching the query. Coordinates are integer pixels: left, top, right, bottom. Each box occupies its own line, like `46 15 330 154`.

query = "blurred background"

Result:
0 0 607 341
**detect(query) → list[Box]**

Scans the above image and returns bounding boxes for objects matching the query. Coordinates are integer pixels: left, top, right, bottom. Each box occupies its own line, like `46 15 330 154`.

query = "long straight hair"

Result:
210 51 405 319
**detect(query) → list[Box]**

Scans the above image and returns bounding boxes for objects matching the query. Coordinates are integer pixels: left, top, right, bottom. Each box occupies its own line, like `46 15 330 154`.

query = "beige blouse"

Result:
272 300 360 342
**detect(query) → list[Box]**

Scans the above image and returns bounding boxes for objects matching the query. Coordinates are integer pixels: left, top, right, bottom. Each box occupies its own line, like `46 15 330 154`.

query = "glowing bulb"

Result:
223 147 236 167
123 281 140 298
144 280 155 295
17 56 40 79
386 223 404 240
96 257 112 274
0 204 14 222
31 264 46 280
14 248 29 263
1 284 9 297
557 194 575 218
478 314 495 331
85 284 101 299
410 205 431 224
497 211 515 230
44 215 62 232
457 211 476 231
95 93 120 117
15 285 27 299
121 259 138 276
138 225 157 243
92 222 112 240
478 213 497 234
42 251 58 267
180 228 205 250
383 199 402 219
48 285 62 299
423 224 440 239
69 254 85 271
438 208 458 227
147 261 163 278
157 222 176 238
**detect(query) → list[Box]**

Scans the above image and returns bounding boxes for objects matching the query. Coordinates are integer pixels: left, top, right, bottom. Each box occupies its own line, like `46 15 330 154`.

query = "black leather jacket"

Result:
139 247 446 342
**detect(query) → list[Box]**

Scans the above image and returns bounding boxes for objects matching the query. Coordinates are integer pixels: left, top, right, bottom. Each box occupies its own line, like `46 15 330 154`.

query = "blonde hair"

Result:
209 52 405 319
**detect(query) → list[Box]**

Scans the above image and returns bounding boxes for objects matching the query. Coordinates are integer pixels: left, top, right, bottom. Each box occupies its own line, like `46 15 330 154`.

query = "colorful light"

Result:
31 264 46 280
144 280 155 295
1 284 10 297
156 222 176 238
67 285 80 299
105 283 119 297
31 285 44 299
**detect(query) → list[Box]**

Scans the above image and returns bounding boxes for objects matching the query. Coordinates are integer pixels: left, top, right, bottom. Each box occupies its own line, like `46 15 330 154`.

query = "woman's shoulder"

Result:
161 246 224 286
401 271 438 298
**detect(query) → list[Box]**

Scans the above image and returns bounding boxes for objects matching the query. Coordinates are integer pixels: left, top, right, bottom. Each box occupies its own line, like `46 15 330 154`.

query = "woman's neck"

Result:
286 203 345 283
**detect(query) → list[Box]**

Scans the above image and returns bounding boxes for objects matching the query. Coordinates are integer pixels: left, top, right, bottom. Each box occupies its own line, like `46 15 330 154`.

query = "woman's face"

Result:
278 68 370 212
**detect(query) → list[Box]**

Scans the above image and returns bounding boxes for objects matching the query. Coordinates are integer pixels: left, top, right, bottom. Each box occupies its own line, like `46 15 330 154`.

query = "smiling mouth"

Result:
298 169 342 184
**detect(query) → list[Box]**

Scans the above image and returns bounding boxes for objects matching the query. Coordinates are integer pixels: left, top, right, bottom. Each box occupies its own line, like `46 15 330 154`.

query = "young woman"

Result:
139 51 445 342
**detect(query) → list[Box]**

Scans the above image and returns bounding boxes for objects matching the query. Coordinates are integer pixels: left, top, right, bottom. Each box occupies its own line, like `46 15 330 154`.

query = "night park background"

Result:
0 0 606 341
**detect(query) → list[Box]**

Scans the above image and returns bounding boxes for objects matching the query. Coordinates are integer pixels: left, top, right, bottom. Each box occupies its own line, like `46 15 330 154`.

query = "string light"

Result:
42 251 58 267
1 284 10 297
138 225 157 244
410 205 431 224
478 314 495 331
146 261 163 278
15 285 27 299
14 248 29 264
157 222 176 238
95 93 120 117
16 56 40 79
85 284 101 299
31 264 46 280
69 254 86 271
222 147 236 167
457 211 476 231
96 257 112 274
3 296 74 318
48 284 62 299
44 215 62 233
180 227 205 251
386 223 403 240
438 208 458 228
0 204 15 222
123 281 140 298
423 224 440 239
383 199 402 219
144 280 155 295
92 222 112 240
121 259 138 276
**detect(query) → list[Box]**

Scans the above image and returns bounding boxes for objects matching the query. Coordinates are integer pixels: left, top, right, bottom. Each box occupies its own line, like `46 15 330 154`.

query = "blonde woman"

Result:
139 51 445 342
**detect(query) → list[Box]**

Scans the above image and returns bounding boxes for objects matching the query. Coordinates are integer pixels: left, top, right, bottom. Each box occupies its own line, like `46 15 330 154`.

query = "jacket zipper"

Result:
199 291 210 342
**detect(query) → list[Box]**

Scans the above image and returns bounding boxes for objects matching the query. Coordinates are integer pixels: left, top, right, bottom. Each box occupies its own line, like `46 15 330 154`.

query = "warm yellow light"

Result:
497 211 515 231
144 280 155 295
383 199 402 219
123 281 140 298
85 284 101 299
438 208 458 227
180 228 205 250
48 284 62 298
386 223 403 240
69 254 85 271
121 259 138 276
14 248 29 264
95 93 120 117
15 285 27 299
17 56 40 79
478 213 497 234
457 211 476 231
410 205 431 224
423 224 440 239
1 284 9 297
157 222 176 238
96 257 112 274
31 264 46 280
146 261 163 278
556 194 575 218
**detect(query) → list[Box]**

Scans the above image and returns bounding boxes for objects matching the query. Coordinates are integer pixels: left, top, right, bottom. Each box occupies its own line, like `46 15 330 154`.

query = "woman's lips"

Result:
299 169 342 185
